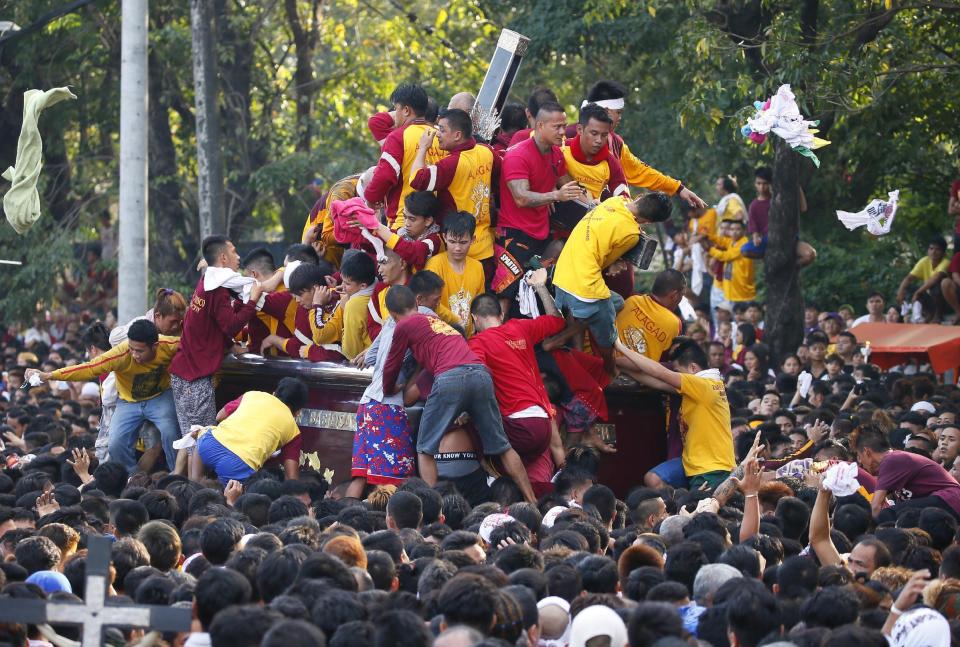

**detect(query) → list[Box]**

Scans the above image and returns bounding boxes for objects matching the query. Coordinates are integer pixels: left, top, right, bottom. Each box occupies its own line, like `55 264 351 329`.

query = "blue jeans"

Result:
417 364 511 457
554 288 621 348
109 390 180 472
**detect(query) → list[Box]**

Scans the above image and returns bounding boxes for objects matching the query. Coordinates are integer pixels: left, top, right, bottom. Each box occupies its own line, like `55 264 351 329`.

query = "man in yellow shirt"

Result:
616 338 736 490
560 104 629 201
26 320 180 473
425 211 486 335
703 218 756 306
897 237 949 321
188 378 308 484
553 193 672 376
616 269 685 362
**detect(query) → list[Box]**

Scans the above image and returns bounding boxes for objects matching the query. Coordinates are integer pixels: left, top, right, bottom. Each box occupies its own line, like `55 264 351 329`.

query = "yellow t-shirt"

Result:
425 253 485 334
553 197 640 301
910 256 950 281
708 236 755 302
445 145 496 261
616 295 682 361
212 391 300 470
679 372 736 476
561 146 618 200
309 290 372 360
51 336 179 402
396 125 447 230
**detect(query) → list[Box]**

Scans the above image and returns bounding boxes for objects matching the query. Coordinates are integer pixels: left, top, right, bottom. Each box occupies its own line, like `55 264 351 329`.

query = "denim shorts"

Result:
554 288 622 348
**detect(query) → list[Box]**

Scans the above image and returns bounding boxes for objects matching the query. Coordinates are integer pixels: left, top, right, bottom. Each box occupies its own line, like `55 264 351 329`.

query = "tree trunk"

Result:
284 0 318 152
764 138 805 363
118 0 150 322
190 0 226 238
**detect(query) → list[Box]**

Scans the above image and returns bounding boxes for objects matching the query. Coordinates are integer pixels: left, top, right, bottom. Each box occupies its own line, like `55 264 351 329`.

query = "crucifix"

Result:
0 535 191 645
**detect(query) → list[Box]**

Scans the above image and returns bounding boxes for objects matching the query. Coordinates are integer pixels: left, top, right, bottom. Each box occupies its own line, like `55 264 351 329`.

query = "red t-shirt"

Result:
468 316 566 416
948 252 960 276
381 314 479 395
508 128 533 147
498 137 566 240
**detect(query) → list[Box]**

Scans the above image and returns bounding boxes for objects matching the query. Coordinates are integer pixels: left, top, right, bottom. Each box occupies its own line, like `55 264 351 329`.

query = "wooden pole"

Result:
118 0 149 322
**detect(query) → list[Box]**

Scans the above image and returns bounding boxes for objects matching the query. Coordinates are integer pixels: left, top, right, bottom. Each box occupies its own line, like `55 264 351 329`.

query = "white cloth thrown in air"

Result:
836 190 899 236
746 84 818 150
821 461 860 497
3 87 77 234
690 242 705 295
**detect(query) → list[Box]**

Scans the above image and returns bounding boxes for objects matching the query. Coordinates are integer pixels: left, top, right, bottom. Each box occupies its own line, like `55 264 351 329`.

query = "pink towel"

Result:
331 197 385 260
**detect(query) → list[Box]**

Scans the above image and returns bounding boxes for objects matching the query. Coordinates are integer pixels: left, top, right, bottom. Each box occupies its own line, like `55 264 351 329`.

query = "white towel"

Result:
203 266 256 303
690 242 705 295
517 271 540 318
797 371 813 398
836 190 899 236
3 87 78 234
822 462 860 497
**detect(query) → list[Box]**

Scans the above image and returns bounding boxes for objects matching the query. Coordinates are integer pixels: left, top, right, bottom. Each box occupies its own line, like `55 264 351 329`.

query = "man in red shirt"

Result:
497 102 586 312
380 286 535 502
468 274 569 489
169 235 263 474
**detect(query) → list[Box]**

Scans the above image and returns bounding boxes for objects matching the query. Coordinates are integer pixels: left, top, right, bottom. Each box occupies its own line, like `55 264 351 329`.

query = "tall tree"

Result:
191 0 226 238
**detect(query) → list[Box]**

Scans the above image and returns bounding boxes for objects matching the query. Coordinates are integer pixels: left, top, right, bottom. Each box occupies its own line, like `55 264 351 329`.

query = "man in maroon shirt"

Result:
497 102 586 313
381 286 535 502
853 425 960 522
169 235 263 474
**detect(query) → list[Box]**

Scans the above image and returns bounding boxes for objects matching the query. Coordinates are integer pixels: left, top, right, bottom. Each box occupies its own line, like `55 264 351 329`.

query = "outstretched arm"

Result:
614 339 681 391
809 480 843 568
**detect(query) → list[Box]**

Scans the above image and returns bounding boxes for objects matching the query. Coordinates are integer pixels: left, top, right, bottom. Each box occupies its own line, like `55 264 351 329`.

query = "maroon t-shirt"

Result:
876 450 960 515
381 314 479 395
748 198 770 236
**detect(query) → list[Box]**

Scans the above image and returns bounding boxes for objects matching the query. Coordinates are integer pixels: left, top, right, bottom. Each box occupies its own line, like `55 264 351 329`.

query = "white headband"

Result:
581 98 624 110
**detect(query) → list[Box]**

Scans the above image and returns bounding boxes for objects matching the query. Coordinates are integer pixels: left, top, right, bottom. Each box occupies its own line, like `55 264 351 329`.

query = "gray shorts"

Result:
170 375 217 438
554 287 622 348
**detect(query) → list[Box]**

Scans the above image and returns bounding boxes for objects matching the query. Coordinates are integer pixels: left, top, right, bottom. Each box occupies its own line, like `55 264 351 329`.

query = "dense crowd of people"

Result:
2 78 960 647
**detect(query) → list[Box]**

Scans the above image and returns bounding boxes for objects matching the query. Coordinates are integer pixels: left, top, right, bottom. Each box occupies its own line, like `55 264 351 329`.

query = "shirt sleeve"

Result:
606 155 629 197
364 131 404 205
524 315 567 343
619 141 681 194
386 233 439 270
909 258 928 280
367 111 395 145
410 153 459 192
213 289 257 338
381 319 411 395
708 240 746 262
278 433 303 463
51 343 130 383
502 146 531 183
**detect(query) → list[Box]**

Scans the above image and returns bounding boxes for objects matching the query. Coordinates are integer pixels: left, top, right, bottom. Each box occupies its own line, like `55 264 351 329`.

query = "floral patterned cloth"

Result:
351 402 415 485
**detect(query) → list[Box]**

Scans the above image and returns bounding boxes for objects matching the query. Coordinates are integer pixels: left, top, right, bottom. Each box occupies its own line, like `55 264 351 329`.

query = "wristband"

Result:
676 183 686 196
890 604 905 615
744 494 758 499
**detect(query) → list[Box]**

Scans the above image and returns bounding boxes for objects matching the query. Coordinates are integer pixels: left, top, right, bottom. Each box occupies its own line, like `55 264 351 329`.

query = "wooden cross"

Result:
0 535 192 645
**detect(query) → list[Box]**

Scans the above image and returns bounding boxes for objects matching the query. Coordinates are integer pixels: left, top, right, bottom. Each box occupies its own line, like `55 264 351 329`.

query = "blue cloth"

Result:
649 456 689 488
109 390 180 472
679 602 706 636
26 570 72 594
197 431 255 485
554 288 622 348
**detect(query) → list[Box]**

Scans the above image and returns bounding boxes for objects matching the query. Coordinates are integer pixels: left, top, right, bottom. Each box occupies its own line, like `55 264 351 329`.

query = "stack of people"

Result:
1 79 960 646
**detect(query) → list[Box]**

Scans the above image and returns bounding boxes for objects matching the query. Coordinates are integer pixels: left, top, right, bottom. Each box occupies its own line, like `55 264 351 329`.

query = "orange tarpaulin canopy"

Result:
849 323 960 375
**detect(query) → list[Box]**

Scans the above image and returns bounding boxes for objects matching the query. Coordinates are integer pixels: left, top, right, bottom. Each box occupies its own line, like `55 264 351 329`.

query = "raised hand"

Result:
35 491 60 517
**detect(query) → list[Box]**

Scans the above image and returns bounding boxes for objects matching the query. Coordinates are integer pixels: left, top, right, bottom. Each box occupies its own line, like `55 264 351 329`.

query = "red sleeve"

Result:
260 292 291 320
523 315 567 343
502 146 531 183
382 319 413 394
410 153 459 192
554 147 567 179
508 129 531 147
368 112 395 144
364 131 404 205
212 289 257 338
278 433 303 463
607 155 628 196
949 252 960 275
390 235 438 270
222 396 243 418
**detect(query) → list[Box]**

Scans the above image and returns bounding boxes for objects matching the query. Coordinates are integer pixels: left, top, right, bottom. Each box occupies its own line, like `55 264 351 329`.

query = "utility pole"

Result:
118 0 149 322
190 0 225 239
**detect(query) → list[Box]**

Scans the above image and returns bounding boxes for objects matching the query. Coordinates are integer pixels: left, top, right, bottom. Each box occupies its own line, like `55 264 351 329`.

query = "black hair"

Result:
425 97 440 124
775 555 818 599
439 108 472 138
755 166 773 183
262 619 328 647
582 484 616 525
500 103 527 132
800 586 860 629
403 191 440 221
526 87 558 117
362 530 404 564
374 609 432 647
284 243 321 265
92 461 129 499
442 211 477 239
408 270 445 299
201 518 244 565
438 573 497 633
578 103 613 127
545 562 582 601
535 101 565 121
202 235 231 266
81 322 111 352
627 602 685 647
930 236 948 251
209 604 281 647
257 545 309 603
586 80 626 102
297 553 357 592
134 574 175 606
385 285 417 316
672 340 709 371
851 424 890 453
470 293 502 319
288 263 327 295
311 589 368 639
268 495 309 525
636 192 673 223
274 377 309 413
341 251 377 286
242 247 276 274
726 586 782 647
365 549 396 591
14 535 60 573
576 555 618 594
109 499 149 536
718 544 761 579
127 319 159 346
110 537 151 594
390 83 429 116
774 497 810 542
651 269 686 297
